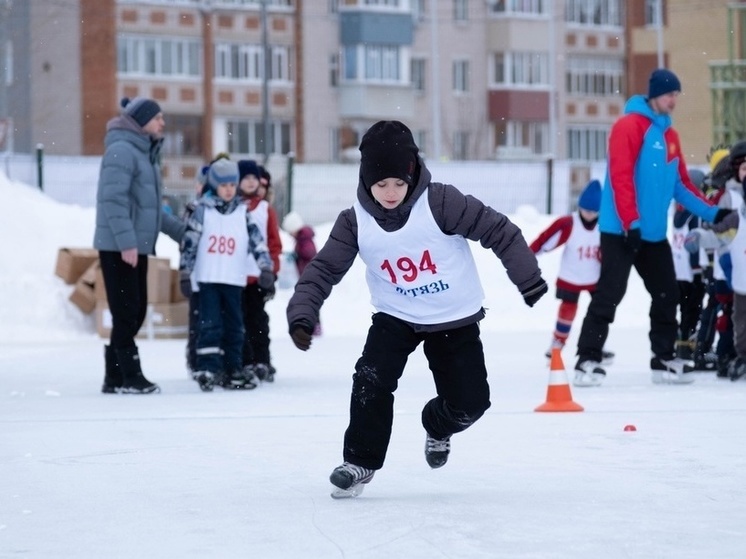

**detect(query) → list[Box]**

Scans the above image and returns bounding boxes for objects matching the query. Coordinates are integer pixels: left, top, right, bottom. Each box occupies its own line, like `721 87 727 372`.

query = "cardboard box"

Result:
170 268 187 303
55 248 99 284
68 260 99 314
147 257 172 304
95 300 189 339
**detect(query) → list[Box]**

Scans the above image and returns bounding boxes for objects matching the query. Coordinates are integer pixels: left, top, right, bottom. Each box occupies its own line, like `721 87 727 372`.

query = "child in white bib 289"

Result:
179 159 275 392
286 121 548 498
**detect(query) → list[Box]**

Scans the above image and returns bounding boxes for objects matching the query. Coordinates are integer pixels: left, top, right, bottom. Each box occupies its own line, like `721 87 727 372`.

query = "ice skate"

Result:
425 434 451 469
195 371 215 392
573 359 606 387
650 357 695 385
329 462 375 499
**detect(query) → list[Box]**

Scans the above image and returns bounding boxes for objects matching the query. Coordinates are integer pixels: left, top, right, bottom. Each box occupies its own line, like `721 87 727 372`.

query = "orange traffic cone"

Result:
534 347 584 412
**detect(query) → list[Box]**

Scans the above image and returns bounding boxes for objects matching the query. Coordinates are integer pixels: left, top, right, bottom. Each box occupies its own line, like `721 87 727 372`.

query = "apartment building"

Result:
0 0 743 196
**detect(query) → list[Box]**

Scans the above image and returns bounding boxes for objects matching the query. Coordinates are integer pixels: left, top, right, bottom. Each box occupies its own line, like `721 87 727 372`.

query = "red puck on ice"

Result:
623 425 637 432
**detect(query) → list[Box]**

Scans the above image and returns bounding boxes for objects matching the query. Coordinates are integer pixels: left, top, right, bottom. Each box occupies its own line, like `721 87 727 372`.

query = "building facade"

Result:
0 0 744 196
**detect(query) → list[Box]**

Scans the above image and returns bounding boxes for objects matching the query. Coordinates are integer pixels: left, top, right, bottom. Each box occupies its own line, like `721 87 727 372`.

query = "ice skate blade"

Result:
651 371 695 385
330 483 366 499
572 372 604 387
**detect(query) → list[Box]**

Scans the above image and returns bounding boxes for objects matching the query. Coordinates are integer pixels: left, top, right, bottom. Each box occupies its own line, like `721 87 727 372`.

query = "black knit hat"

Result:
648 69 681 99
121 96 162 127
238 159 261 182
359 121 419 189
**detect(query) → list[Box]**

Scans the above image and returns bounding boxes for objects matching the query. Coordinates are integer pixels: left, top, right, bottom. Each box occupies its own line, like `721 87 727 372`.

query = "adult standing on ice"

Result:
93 97 185 394
286 120 547 498
573 69 729 386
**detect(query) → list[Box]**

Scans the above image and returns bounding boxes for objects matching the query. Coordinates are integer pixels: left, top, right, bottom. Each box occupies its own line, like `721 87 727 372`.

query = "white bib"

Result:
354 195 484 325
558 213 601 285
193 205 250 287
670 214 696 282
714 188 743 280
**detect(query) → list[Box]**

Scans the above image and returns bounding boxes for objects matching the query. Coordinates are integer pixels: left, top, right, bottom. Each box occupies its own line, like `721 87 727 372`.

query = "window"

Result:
343 44 402 83
412 0 426 23
214 43 290 82
491 51 549 87
162 115 203 157
118 35 201 77
454 0 468 21
452 131 470 160
488 0 547 15
565 0 622 26
495 120 549 155
411 58 426 92
330 53 339 87
453 60 469 93
227 120 293 156
567 126 608 161
645 0 663 26
565 56 623 96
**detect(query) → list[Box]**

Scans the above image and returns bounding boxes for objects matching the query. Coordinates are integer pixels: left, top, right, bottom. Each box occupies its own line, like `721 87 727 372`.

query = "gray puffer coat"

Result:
93 115 184 254
286 156 544 333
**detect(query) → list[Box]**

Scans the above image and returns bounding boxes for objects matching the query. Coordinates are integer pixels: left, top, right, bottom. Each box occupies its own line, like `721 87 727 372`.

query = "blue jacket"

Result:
599 95 717 242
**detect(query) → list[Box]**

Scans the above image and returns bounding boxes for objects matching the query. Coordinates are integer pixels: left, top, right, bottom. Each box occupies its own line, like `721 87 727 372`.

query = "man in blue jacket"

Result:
573 69 731 387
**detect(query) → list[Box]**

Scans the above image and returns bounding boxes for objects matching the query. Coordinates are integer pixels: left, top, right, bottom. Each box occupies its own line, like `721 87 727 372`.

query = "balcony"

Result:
338 82 414 120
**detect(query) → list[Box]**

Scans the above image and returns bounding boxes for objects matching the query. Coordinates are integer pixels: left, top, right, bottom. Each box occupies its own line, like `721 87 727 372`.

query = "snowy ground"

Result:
1 174 745 558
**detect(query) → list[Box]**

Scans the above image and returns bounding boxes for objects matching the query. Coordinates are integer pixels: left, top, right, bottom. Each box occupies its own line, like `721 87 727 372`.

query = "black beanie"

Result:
238 159 261 182
121 96 162 127
648 69 681 99
359 121 419 189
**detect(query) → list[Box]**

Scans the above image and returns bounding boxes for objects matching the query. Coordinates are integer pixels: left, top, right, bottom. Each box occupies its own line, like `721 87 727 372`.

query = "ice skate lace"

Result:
339 462 374 483
426 436 451 454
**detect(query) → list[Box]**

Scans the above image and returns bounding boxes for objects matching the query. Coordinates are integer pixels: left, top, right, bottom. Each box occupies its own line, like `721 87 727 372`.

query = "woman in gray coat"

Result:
93 97 185 394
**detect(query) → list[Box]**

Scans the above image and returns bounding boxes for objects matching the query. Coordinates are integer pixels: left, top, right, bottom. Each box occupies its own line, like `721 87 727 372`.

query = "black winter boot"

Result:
102 345 123 394
115 346 160 394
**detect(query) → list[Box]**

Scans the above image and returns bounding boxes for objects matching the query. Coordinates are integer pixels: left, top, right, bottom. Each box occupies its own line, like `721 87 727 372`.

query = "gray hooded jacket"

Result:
93 115 184 253
286 156 543 333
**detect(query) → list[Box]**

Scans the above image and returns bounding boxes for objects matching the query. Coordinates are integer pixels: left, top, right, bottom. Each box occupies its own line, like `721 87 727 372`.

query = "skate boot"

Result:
690 350 717 372
195 371 215 392
717 355 735 379
425 434 451 469
329 462 375 499
236 365 259 389
253 363 274 383
729 357 746 381
102 345 122 394
573 359 606 387
650 356 695 384
115 346 160 394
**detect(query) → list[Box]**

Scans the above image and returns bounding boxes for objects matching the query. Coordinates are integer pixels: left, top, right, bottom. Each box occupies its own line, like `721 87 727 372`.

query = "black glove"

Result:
179 272 192 298
289 321 314 351
261 281 276 302
713 208 734 224
624 228 642 254
521 278 548 308
258 269 275 291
